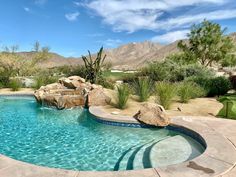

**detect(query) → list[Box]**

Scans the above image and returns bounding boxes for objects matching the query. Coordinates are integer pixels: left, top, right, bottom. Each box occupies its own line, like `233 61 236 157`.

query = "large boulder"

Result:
133 103 170 127
88 87 111 106
59 76 86 89
34 76 111 109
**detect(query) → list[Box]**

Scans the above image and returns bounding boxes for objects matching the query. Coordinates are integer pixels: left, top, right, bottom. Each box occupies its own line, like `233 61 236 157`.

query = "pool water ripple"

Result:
0 96 205 171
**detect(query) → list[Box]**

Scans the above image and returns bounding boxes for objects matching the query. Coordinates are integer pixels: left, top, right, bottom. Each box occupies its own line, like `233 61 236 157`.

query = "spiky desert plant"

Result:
82 47 106 84
116 84 130 109
133 77 153 102
155 82 176 109
178 82 206 103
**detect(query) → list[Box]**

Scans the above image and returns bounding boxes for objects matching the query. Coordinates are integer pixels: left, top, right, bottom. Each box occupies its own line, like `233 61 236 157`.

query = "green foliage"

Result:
208 77 232 96
177 82 206 103
33 73 59 90
229 75 236 90
132 77 153 102
187 76 232 97
217 95 236 119
8 79 22 91
82 47 106 84
116 84 130 109
166 53 195 65
221 54 236 67
0 81 4 88
59 65 87 78
140 61 170 82
97 77 114 89
155 82 176 109
178 20 236 67
140 61 214 82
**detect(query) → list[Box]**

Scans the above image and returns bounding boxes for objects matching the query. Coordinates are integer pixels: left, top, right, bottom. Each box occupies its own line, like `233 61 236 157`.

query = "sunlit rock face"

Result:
34 76 111 109
133 103 170 127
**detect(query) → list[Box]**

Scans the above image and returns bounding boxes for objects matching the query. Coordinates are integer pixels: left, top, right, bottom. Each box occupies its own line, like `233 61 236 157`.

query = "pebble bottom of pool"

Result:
0 96 205 171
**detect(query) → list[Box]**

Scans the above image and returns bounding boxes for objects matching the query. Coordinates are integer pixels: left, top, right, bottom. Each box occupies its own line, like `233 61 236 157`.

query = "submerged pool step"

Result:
113 140 154 171
114 137 171 171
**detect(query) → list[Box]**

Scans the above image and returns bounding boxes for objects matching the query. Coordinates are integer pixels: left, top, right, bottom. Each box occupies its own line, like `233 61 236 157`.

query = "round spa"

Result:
0 96 205 171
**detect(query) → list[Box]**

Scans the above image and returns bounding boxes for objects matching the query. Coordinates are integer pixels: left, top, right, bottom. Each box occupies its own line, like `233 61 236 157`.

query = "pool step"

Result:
113 140 154 171
114 137 171 171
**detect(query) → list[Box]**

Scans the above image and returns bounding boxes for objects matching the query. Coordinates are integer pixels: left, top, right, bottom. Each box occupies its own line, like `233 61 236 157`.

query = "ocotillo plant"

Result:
82 47 106 84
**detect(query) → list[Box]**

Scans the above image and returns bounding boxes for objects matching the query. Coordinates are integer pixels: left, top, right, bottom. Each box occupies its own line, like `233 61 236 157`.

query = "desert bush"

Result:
97 77 114 89
229 75 236 90
155 82 176 109
0 82 3 89
132 77 153 102
116 84 130 109
178 82 206 103
139 61 215 83
207 77 232 97
140 61 171 82
33 75 59 89
9 79 22 91
67 65 87 78
187 76 232 97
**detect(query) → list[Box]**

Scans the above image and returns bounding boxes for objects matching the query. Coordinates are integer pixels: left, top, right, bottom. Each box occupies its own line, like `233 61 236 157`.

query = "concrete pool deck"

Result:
0 105 236 177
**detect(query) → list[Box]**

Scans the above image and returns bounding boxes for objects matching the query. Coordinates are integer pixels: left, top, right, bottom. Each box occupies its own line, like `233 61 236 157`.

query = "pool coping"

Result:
0 98 236 177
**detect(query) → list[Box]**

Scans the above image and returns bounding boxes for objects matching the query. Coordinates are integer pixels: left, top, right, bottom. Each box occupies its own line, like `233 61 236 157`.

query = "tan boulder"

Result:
59 76 87 89
133 103 170 127
34 76 111 109
87 88 111 106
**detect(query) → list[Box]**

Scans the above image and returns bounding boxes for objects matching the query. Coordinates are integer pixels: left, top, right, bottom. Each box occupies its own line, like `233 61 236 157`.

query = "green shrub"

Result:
33 75 58 89
139 61 215 83
116 84 130 109
9 79 22 91
0 81 4 89
97 77 114 89
155 82 176 109
132 77 153 102
229 75 236 90
207 77 232 97
178 82 206 103
187 76 232 97
122 73 139 84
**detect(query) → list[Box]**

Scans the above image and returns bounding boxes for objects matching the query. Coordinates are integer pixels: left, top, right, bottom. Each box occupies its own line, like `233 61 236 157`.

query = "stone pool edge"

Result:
0 96 235 177
89 106 236 177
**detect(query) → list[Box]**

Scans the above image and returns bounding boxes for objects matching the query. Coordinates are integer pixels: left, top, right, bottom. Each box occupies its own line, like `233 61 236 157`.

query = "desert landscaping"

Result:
1 10 236 176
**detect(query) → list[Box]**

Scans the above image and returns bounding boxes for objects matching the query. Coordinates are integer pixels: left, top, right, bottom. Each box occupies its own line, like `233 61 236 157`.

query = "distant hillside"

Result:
17 33 236 70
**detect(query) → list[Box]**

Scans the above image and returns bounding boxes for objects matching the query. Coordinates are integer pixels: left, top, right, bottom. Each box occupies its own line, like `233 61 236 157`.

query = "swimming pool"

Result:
0 96 205 171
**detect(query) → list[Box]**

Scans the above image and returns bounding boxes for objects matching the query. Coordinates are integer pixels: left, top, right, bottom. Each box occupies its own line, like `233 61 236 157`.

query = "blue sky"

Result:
0 0 236 57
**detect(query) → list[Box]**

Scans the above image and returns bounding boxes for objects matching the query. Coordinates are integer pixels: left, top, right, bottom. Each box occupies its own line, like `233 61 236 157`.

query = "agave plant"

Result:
82 47 106 84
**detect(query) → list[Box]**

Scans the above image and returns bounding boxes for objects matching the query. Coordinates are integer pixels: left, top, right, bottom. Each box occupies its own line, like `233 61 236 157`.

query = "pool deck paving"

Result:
0 105 236 177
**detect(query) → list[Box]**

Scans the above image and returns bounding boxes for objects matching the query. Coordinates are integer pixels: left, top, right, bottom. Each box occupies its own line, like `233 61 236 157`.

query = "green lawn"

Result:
217 94 236 119
102 71 134 81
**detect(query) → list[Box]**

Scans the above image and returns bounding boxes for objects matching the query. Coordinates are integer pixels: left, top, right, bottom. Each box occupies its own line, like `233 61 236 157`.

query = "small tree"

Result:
178 20 236 67
82 47 106 84
0 42 51 86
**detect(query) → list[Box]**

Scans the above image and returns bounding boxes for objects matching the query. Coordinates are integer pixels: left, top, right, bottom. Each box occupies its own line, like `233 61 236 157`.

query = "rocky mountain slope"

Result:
17 33 236 70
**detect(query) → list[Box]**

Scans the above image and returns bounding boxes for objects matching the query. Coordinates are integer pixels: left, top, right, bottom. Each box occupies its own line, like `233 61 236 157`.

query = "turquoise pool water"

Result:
0 96 205 171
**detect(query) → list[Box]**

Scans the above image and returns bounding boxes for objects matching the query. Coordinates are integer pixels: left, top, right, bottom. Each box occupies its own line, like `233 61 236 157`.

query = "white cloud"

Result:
97 39 122 47
23 7 30 12
83 0 233 32
73 1 84 7
152 30 189 43
65 12 80 22
157 9 236 30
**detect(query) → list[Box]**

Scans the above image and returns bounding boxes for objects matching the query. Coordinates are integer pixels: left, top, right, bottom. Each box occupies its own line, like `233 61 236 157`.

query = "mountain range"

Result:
19 32 236 70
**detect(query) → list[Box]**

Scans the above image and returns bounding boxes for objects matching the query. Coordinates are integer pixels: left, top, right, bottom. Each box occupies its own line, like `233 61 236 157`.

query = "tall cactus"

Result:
82 47 106 84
